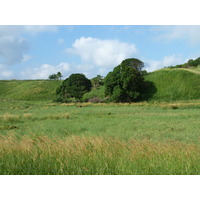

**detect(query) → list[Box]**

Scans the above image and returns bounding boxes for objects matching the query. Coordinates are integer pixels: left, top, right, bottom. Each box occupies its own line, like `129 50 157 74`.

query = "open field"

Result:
0 100 200 174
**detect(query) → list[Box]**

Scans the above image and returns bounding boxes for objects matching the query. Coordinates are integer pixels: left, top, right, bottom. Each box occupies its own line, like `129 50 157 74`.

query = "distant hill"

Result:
0 80 61 101
1 68 200 102
144 68 200 101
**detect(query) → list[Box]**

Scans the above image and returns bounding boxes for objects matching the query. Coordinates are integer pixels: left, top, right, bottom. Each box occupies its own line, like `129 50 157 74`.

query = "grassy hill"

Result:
0 80 61 101
1 68 200 102
144 68 200 101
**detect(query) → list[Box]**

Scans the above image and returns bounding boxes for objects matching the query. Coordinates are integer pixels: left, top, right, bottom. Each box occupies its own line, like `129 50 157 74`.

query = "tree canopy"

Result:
49 72 63 80
91 75 104 89
57 72 63 80
187 57 200 67
104 58 145 102
120 58 144 71
56 73 92 102
49 74 59 80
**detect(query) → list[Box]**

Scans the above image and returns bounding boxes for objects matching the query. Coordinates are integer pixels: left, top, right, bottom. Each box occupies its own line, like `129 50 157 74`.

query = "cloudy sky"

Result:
1 25 200 80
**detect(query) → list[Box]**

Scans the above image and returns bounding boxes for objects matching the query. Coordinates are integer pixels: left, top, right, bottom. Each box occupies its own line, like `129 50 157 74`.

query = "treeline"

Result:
167 57 200 69
54 58 151 103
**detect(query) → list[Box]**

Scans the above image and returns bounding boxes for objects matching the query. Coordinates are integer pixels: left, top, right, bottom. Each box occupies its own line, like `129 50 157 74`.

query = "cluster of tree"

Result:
56 73 92 102
55 58 148 103
104 58 145 102
167 57 200 69
187 57 200 67
49 72 63 80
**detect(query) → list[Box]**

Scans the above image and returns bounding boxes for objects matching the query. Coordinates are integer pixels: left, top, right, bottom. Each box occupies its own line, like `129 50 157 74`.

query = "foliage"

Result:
187 58 200 67
82 86 105 102
49 73 59 80
167 57 200 69
88 97 103 103
91 75 104 89
104 58 145 102
57 73 92 101
57 72 63 80
120 58 144 71
49 72 63 80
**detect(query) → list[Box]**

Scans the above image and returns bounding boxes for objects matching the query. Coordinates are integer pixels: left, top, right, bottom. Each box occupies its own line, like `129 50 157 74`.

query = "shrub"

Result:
88 97 103 103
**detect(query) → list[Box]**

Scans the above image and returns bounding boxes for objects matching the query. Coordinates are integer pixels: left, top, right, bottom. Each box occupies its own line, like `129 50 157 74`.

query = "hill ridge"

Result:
144 68 200 101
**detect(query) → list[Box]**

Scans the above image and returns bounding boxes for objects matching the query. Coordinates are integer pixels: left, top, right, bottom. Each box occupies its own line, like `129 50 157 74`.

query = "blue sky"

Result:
1 25 200 80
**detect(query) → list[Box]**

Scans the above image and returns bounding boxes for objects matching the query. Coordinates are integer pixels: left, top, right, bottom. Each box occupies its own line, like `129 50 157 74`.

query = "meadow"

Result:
0 100 200 174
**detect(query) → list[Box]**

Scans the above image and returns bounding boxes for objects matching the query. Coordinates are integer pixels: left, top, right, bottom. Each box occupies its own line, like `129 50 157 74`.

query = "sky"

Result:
1 25 200 80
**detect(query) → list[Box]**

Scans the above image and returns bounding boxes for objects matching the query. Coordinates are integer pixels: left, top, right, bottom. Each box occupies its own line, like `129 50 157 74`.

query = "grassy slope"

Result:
82 86 105 101
0 80 61 101
1 68 200 102
144 68 200 101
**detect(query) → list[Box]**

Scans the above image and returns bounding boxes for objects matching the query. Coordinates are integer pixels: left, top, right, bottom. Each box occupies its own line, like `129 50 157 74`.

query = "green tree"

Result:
188 57 200 67
57 73 92 101
91 75 104 89
49 74 58 80
104 58 145 102
57 72 63 80
120 58 144 71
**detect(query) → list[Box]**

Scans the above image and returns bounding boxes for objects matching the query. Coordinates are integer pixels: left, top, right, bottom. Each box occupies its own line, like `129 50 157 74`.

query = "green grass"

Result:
1 71 200 174
83 68 200 103
0 80 61 101
1 67 200 103
0 100 200 174
144 68 200 101
0 134 199 175
82 86 105 101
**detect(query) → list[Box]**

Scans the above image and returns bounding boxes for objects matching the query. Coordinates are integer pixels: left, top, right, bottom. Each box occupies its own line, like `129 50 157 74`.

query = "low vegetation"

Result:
1 57 200 174
0 80 61 101
0 100 200 174
0 134 199 175
145 68 200 101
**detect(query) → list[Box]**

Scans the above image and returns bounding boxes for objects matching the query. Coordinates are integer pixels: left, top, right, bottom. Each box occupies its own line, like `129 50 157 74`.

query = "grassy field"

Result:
0 100 200 174
0 80 61 101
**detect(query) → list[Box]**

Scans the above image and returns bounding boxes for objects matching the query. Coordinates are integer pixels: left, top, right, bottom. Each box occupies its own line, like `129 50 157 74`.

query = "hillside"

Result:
144 68 200 101
0 80 61 101
1 68 200 102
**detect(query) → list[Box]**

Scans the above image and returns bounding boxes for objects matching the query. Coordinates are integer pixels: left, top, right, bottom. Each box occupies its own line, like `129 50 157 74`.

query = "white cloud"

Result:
0 25 58 37
153 25 200 45
0 36 29 65
145 54 184 72
22 54 31 62
23 25 58 34
66 37 138 67
0 64 13 79
20 62 72 79
0 26 58 66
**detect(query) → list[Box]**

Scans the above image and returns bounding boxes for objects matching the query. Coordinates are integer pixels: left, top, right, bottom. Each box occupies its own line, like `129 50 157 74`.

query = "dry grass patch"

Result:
0 113 21 123
46 113 70 120
23 113 32 119
0 134 199 174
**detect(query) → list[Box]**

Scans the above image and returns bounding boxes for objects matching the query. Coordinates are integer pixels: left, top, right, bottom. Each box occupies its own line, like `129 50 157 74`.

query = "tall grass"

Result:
0 113 22 123
0 134 199 175
144 69 200 101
